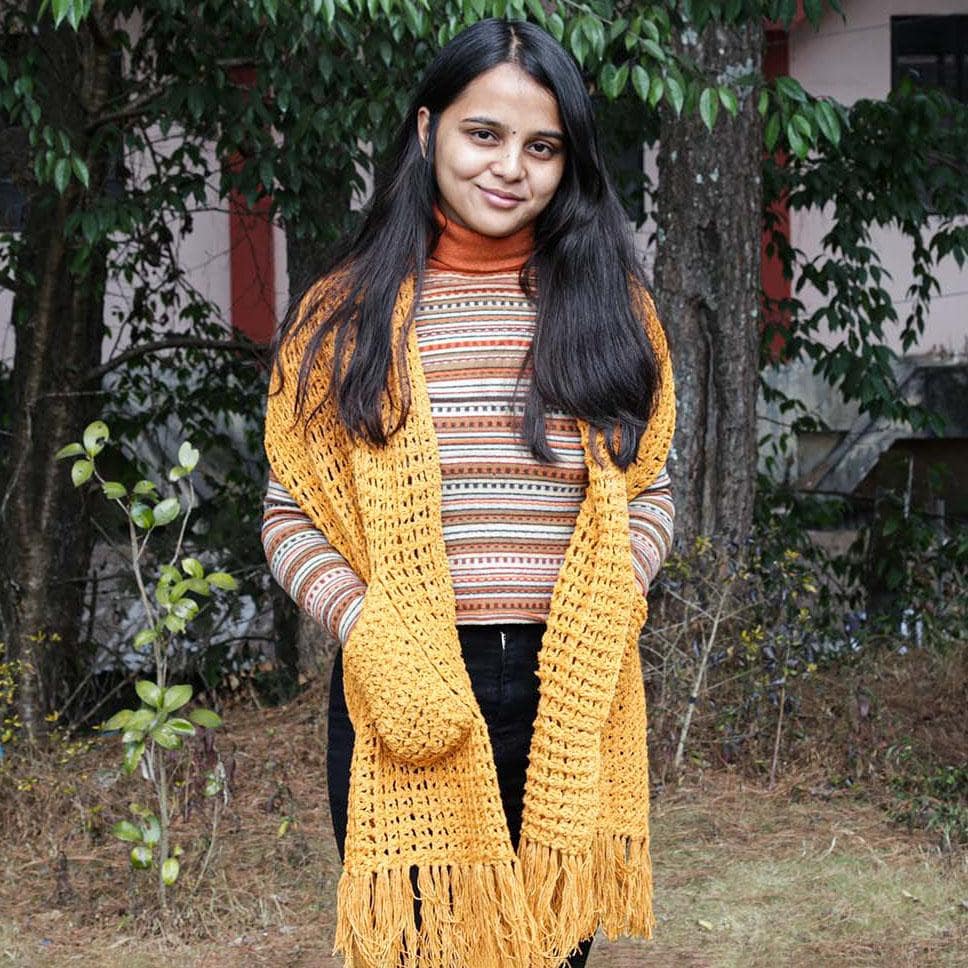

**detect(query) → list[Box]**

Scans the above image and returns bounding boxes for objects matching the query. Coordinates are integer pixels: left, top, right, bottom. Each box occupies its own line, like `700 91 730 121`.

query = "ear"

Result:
416 107 431 158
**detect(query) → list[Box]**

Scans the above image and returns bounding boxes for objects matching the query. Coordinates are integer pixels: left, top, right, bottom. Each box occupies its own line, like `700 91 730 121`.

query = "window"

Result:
891 15 968 103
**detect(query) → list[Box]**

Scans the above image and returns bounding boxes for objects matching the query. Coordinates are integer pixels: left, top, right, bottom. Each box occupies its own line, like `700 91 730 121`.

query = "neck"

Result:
428 205 534 274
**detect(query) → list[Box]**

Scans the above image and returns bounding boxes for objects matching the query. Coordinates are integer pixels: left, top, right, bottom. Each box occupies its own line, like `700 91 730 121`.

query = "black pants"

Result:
327 622 594 968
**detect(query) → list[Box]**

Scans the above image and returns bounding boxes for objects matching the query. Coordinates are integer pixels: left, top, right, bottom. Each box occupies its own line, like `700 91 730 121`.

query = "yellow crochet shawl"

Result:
263 274 675 968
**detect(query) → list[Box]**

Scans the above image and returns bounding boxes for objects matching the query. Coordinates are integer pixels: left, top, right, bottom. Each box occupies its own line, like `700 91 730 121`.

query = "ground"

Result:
1 674 965 968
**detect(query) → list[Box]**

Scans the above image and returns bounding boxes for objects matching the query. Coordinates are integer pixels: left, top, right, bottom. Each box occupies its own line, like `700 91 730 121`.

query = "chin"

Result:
465 209 526 238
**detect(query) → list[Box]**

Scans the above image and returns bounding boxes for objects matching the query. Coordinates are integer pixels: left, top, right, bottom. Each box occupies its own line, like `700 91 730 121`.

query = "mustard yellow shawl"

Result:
264 275 675 968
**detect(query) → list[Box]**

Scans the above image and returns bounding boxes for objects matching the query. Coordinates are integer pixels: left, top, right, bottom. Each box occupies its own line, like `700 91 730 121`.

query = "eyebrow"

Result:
460 115 565 141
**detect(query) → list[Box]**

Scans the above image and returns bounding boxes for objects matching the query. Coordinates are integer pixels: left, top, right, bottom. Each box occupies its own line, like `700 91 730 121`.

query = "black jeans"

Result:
327 622 594 968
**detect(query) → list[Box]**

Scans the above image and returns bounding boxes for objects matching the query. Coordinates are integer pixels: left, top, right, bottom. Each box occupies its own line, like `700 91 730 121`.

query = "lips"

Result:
479 186 525 201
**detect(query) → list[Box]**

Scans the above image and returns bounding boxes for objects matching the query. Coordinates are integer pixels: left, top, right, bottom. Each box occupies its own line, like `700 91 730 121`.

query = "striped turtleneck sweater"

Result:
262 214 675 643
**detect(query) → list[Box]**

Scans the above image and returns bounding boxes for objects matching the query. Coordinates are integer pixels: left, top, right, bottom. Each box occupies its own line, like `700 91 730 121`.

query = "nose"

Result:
491 142 526 182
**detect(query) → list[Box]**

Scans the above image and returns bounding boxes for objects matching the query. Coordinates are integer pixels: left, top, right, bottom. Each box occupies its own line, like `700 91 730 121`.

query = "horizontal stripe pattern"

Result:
262 267 674 641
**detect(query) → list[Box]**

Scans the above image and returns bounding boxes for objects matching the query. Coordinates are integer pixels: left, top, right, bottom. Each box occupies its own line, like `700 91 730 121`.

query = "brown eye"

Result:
470 129 497 142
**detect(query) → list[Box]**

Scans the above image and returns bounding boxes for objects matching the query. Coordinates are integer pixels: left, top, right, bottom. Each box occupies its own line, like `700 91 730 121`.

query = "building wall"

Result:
788 0 968 358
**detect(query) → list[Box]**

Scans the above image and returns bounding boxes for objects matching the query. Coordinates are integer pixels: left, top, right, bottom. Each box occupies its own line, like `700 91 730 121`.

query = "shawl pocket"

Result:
341 579 474 767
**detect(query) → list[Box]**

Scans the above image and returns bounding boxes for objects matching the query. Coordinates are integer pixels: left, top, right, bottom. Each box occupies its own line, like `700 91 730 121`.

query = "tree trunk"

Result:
653 18 764 550
0 11 115 739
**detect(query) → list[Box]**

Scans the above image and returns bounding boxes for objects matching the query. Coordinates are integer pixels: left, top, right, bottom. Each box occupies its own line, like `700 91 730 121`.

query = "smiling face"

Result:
417 63 567 238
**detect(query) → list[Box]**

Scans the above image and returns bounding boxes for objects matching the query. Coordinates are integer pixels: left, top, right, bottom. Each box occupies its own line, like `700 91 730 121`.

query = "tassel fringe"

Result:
332 857 536 968
517 831 655 968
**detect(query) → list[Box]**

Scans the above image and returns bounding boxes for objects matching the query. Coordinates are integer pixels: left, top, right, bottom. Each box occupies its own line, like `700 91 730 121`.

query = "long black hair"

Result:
271 17 661 468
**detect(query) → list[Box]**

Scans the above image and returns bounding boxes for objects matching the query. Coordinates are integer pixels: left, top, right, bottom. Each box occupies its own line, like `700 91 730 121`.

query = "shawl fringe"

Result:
332 858 537 968
517 831 655 967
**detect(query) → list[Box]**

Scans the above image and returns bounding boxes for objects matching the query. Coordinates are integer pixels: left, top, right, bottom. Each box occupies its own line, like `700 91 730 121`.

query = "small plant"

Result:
56 419 236 911
0 642 24 753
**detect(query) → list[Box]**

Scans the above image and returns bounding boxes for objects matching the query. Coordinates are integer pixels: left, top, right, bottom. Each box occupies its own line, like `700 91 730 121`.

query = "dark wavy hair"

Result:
270 17 661 468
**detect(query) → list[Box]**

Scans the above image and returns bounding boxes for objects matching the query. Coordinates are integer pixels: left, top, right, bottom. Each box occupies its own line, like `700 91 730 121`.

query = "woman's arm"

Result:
262 468 367 643
628 463 674 598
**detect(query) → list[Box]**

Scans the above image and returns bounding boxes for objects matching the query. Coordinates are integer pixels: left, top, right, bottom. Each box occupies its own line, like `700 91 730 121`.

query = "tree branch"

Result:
86 58 264 133
84 337 267 383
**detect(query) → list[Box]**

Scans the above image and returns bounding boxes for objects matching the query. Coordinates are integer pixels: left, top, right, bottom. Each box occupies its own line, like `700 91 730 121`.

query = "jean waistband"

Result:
456 623 546 650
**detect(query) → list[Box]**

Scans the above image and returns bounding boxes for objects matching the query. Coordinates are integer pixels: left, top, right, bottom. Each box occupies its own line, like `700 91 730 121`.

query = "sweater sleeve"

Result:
628 463 674 598
262 468 367 644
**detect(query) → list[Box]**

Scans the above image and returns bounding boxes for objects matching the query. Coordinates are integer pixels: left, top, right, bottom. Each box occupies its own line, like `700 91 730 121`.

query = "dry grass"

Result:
1 682 965 968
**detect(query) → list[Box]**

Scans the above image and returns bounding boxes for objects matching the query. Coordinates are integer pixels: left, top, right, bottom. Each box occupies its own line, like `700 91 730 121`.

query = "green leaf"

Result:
141 814 161 845
757 88 770 117
83 420 109 456
152 497 181 526
189 707 222 730
171 597 199 620
135 680 163 708
129 844 152 870
161 857 180 886
718 86 738 116
127 708 154 732
123 741 145 775
177 441 199 471
765 113 781 152
641 38 665 63
665 76 684 117
132 480 157 495
181 557 204 579
101 481 127 500
54 442 84 460
631 64 650 103
167 717 196 736
792 112 813 138
111 820 143 843
71 459 94 487
804 0 822 26
207 572 237 592
102 709 133 731
647 75 664 108
133 628 157 650
786 119 808 158
699 87 719 131
70 154 90 188
54 157 71 194
121 728 145 745
163 613 187 634
524 0 545 25
776 74 806 103
168 465 189 482
816 99 841 145
130 502 154 529
547 12 564 42
184 578 211 596
612 63 629 98
150 724 182 750
162 684 192 713
159 564 180 584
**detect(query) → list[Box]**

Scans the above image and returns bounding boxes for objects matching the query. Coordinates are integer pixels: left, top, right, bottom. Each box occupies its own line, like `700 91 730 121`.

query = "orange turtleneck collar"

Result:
428 204 534 274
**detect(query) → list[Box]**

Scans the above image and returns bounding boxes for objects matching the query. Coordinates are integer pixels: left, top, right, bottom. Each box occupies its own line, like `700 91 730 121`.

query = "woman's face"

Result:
417 63 567 238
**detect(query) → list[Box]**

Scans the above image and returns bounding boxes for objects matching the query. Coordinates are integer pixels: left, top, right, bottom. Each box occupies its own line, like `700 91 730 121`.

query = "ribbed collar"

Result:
428 204 534 274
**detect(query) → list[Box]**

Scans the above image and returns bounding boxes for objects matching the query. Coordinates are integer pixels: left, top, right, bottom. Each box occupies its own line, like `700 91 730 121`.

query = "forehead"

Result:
445 63 562 130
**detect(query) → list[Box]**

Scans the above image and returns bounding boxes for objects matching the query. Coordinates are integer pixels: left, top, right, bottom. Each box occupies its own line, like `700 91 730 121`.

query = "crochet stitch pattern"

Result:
263 274 675 968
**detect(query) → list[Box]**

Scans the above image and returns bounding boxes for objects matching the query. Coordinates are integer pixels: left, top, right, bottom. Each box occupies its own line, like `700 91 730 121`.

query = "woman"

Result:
262 17 675 968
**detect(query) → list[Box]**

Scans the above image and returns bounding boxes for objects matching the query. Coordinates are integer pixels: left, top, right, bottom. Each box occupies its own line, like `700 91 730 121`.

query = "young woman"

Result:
262 17 675 968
